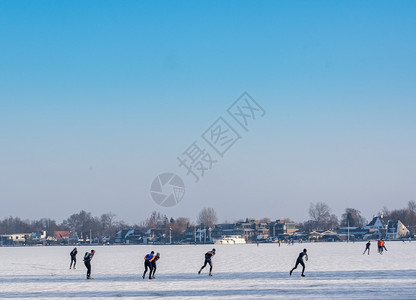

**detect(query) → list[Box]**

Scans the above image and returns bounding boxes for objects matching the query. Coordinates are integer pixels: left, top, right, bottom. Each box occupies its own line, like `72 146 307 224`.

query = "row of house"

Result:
0 230 96 246
183 216 411 243
308 216 411 242
0 216 412 246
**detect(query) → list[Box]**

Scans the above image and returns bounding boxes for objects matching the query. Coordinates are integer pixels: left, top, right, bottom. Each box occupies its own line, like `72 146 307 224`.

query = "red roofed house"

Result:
53 231 71 242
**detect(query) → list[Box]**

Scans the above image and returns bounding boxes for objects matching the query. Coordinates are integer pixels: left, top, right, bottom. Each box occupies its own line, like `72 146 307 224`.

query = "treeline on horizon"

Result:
1 201 416 238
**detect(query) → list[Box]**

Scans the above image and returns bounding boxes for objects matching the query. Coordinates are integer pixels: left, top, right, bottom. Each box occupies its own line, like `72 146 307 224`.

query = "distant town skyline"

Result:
0 1 415 224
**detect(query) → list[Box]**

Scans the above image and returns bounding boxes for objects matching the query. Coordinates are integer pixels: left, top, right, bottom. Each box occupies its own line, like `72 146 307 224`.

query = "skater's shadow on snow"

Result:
1 270 416 298
1 269 416 285
0 271 285 284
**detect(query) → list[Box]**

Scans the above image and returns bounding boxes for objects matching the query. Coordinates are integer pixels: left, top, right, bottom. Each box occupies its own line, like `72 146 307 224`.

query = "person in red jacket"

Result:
381 239 387 252
377 239 383 254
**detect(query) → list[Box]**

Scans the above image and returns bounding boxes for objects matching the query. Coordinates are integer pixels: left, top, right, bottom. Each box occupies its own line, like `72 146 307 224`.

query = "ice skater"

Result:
378 238 387 254
143 251 155 279
150 252 160 279
198 248 215 276
70 247 78 269
381 239 387 252
83 249 95 279
290 249 308 277
363 241 371 255
377 239 383 254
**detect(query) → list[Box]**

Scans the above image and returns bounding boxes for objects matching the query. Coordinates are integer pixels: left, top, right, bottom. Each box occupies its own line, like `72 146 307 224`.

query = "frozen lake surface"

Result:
1 241 416 299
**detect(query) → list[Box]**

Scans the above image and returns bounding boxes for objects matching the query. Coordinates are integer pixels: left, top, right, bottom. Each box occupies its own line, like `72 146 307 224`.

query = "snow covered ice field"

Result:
1 242 416 299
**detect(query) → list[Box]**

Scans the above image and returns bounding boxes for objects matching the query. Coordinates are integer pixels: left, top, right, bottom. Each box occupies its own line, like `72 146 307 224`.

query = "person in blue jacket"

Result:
143 251 155 279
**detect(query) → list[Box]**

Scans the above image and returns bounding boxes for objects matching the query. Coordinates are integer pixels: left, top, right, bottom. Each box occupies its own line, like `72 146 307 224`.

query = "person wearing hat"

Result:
83 249 95 279
143 251 155 279
69 247 78 269
150 252 160 279
198 248 216 276
290 248 308 277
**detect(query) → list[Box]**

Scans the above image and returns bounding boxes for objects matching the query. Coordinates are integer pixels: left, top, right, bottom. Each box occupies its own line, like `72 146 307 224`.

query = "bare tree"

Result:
100 212 117 236
259 217 271 223
309 202 338 230
341 208 366 227
197 207 218 227
144 211 168 229
309 202 330 224
408 201 416 213
63 210 100 239
328 214 339 229
170 217 190 240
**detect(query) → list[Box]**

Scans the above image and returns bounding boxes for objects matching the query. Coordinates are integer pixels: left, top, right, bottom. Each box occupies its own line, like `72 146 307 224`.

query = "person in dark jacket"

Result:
150 252 160 279
83 250 95 279
198 248 216 276
290 249 308 277
70 247 78 269
363 241 371 255
143 251 155 279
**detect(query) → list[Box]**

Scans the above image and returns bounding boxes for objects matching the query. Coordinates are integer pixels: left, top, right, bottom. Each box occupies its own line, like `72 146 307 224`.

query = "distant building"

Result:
269 220 298 237
308 230 323 241
144 228 166 243
2 233 31 245
363 216 386 230
53 231 71 242
183 226 196 243
31 231 47 241
237 220 256 241
212 223 243 239
386 220 410 240
114 229 143 244
336 227 368 240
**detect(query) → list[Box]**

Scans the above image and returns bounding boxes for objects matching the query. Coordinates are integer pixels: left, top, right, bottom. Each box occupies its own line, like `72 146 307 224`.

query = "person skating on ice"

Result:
83 249 95 279
290 249 308 277
198 248 215 276
70 247 78 269
363 241 371 255
150 252 160 279
381 239 387 252
378 238 383 254
143 251 155 279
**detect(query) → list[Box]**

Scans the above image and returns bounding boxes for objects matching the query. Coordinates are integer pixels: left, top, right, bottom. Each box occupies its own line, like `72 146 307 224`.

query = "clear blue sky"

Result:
1 1 415 224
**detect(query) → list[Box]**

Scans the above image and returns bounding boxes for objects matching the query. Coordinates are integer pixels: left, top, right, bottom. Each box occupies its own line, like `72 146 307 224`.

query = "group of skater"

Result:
69 247 95 279
142 251 161 279
68 247 217 280
69 246 312 279
362 238 388 255
377 239 388 254
69 240 392 280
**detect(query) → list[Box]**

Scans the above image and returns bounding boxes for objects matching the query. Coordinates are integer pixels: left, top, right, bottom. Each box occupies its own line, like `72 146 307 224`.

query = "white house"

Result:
4 233 31 243
385 220 410 239
363 216 386 230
